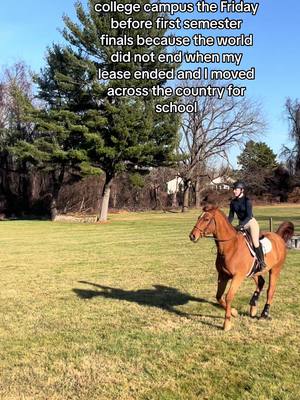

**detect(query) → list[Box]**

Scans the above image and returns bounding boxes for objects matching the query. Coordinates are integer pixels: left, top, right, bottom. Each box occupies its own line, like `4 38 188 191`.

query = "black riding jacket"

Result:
228 196 253 226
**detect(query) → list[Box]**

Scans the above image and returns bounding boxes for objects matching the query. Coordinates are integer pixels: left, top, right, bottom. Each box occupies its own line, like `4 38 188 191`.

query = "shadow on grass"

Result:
73 282 223 327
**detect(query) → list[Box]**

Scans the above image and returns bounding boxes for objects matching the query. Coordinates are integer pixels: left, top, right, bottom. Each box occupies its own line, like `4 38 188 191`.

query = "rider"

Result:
228 181 266 271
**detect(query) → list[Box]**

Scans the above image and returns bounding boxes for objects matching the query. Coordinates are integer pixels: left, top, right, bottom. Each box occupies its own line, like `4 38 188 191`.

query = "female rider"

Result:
228 181 266 271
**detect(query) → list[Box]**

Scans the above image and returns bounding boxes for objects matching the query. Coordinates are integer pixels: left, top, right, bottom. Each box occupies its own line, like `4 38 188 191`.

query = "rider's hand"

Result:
236 224 244 230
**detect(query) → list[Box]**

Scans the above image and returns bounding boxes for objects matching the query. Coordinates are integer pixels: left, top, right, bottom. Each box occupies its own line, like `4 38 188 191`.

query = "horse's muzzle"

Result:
189 233 197 242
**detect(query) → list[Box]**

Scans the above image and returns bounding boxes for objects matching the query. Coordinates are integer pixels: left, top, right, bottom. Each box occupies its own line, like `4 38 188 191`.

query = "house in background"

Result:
208 176 234 190
166 175 183 194
166 175 234 193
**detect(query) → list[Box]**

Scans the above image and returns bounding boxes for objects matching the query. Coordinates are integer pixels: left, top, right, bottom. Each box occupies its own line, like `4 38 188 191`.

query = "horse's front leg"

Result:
216 273 238 317
224 275 244 331
249 275 265 317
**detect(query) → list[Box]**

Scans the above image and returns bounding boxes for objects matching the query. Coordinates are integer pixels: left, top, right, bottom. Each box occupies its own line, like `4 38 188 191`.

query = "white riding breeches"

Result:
244 218 260 248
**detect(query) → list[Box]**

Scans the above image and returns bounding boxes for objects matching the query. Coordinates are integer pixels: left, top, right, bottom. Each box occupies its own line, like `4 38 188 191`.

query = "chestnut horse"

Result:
189 205 294 331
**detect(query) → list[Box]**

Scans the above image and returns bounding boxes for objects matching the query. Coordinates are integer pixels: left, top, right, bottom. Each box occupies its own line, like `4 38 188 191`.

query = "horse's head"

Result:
189 205 217 242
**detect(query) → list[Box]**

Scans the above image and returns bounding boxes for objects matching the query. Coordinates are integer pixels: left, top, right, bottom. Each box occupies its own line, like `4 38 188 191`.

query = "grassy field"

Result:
0 205 300 400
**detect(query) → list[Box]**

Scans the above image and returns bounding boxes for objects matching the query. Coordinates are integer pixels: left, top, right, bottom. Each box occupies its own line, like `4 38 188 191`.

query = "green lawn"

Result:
0 206 300 399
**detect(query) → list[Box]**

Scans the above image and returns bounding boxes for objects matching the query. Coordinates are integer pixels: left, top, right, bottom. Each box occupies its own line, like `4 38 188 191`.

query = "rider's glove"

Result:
236 224 244 230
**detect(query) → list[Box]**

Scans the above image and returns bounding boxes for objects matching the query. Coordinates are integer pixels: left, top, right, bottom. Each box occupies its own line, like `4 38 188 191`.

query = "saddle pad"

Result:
260 237 272 255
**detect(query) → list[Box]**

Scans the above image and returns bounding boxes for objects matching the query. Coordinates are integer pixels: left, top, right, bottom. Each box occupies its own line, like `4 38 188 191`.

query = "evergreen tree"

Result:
10 47 102 219
34 0 180 221
237 140 278 195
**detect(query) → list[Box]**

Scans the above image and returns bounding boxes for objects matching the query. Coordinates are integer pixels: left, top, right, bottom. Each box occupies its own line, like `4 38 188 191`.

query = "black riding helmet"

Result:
233 181 245 190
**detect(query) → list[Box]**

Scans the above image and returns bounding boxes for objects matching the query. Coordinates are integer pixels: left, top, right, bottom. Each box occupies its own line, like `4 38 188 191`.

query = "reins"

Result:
209 235 236 242
192 212 237 242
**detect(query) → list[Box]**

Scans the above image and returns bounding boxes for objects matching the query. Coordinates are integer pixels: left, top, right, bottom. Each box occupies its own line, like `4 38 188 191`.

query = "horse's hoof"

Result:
260 313 272 320
260 304 271 320
223 321 232 331
231 308 238 317
250 306 257 318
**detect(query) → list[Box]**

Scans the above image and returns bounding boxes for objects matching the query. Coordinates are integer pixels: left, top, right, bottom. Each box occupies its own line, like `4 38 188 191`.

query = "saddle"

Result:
237 227 272 277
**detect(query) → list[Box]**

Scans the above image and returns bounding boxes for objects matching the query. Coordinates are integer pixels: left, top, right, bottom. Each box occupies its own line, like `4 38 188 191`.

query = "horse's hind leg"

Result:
261 267 281 319
249 275 265 317
216 273 228 309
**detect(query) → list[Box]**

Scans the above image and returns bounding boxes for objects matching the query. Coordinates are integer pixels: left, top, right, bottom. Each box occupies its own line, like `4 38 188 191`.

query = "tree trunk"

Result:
112 190 117 209
195 179 201 209
171 176 179 208
50 167 65 221
171 191 178 208
0 153 11 214
296 108 300 174
182 180 190 212
98 174 113 222
151 185 159 210
19 161 31 214
50 197 58 221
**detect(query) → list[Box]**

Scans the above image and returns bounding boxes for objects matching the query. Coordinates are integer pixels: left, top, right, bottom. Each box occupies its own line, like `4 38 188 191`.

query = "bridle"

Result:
192 212 214 237
192 212 236 242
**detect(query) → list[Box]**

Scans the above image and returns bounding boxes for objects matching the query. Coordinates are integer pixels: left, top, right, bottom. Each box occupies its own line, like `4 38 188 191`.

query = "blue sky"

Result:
1 0 300 166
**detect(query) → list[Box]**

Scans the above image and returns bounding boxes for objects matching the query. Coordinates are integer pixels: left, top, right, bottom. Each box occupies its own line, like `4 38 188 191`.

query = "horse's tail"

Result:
276 221 294 243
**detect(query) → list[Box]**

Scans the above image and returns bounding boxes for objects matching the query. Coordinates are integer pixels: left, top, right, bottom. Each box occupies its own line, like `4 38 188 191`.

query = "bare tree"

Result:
281 98 300 179
0 62 35 134
177 81 265 211
0 62 38 216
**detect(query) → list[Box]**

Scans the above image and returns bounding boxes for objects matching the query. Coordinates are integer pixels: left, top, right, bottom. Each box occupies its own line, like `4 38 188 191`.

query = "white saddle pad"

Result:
260 237 272 254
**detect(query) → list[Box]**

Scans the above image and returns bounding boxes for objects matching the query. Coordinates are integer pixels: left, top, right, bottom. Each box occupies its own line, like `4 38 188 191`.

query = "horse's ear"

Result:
203 204 216 212
201 193 219 210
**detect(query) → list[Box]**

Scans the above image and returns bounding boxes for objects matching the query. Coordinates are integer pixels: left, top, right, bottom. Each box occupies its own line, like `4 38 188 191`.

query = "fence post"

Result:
269 217 273 232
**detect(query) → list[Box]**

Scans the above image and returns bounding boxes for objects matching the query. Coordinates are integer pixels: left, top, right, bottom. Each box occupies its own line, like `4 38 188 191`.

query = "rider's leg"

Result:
244 218 266 270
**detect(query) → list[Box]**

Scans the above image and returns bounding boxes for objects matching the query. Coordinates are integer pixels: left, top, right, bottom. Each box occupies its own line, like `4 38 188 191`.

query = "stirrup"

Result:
259 260 267 272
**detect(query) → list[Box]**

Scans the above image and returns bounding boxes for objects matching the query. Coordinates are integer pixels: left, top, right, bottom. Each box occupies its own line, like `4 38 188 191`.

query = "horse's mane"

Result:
215 208 237 233
203 205 236 234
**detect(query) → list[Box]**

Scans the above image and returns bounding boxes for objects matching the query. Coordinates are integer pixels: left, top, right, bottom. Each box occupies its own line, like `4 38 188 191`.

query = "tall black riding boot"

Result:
254 244 266 271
